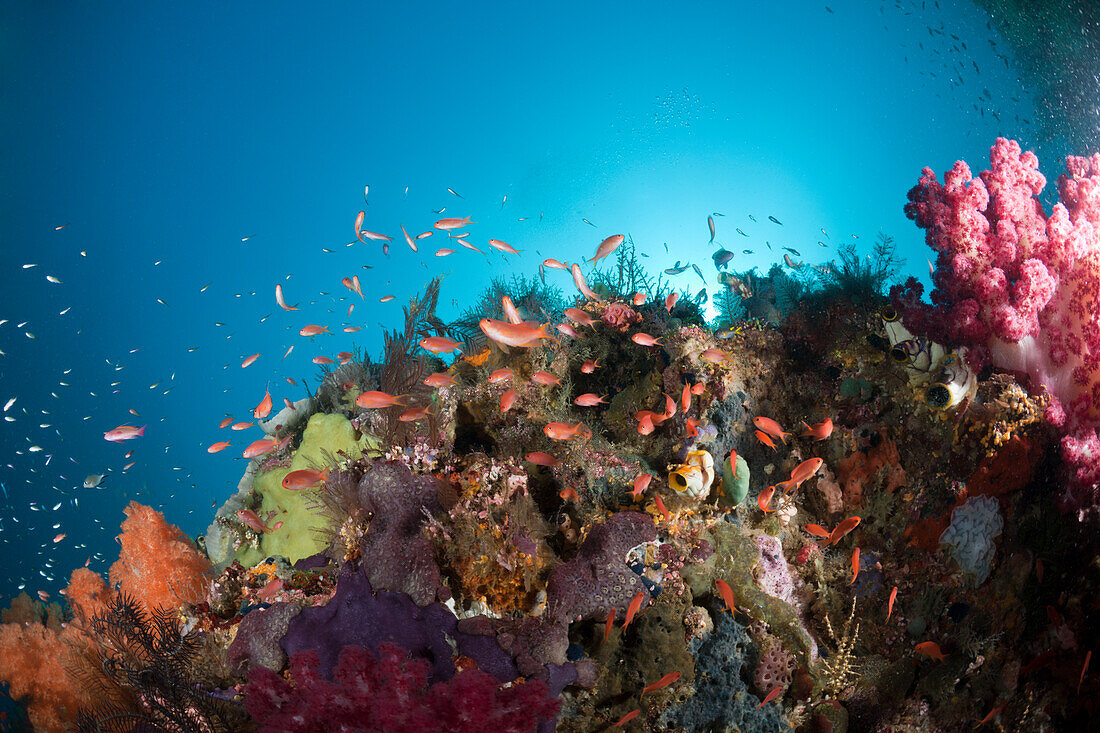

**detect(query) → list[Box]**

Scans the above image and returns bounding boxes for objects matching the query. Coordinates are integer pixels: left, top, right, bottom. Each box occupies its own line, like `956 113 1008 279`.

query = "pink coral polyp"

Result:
601 302 641 331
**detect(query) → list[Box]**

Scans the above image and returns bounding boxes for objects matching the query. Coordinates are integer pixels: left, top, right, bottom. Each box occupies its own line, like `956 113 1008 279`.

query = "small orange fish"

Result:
642 671 681 695
542 258 569 271
632 292 646 306
545 422 589 440
357 228 392 243
886 586 898 621
236 509 273 534
500 389 518 412
435 247 455 257
850 547 860 585
230 422 253 431
564 308 597 328
38 590 50 601
758 485 776 513
752 416 791 443
338 351 354 364
559 486 579 502
313 356 333 365
581 358 600 373
623 591 645 629
343 326 361 333
355 391 405 409
637 413 655 436
612 709 641 728
715 578 736 615
754 430 778 450
974 702 1005 729
488 238 520 254
424 372 457 388
685 417 699 437
915 641 946 662
654 495 670 522
804 524 830 539
531 371 561 386
526 451 558 467
400 224 418 252
590 234 625 264
218 417 234 429
398 405 432 422
1080 650 1091 694
241 353 260 368
435 216 473 230
282 468 330 490
631 332 662 347
557 322 581 338
630 473 652 500
574 393 608 407
52 533 65 543
243 437 281 459
822 516 861 547
479 318 556 348
487 368 513 384
665 291 678 312
603 609 615 643
787 457 824 491
354 210 365 240
681 382 692 412
379 295 394 303
207 441 231 453
756 686 784 708
283 398 294 409
299 325 328 337
690 381 706 395
801 418 833 441
419 336 463 354
699 348 730 364
571 263 600 300
286 377 297 386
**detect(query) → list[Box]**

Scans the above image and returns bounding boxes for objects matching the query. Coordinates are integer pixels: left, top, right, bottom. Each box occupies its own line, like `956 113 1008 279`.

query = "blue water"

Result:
0 0 1065 601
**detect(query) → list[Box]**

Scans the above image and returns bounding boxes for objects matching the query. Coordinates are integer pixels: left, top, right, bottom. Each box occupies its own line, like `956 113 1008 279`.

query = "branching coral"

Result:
816 598 862 697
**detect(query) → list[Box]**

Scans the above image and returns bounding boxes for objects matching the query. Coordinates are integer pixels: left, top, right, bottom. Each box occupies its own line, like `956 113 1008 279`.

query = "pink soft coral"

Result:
893 138 1100 518
600 302 641 331
109 501 212 612
243 642 559 733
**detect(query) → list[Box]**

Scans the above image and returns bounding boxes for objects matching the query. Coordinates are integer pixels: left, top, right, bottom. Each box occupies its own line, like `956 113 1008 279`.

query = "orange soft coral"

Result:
108 501 213 613
0 568 111 732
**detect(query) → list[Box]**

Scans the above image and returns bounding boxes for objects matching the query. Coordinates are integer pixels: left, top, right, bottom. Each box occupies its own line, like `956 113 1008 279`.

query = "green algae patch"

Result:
682 522 814 664
235 413 376 565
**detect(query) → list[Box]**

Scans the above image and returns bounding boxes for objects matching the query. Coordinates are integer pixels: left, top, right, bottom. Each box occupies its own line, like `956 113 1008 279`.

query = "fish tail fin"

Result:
136 425 146 437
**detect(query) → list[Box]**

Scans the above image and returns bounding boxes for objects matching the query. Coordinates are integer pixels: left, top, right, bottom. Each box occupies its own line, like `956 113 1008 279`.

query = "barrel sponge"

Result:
939 495 1003 586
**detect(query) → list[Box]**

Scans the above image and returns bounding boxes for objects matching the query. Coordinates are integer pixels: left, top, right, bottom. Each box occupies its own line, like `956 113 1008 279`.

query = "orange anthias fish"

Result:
243 437 281 459
531 371 561 386
603 609 615 643
282 467 330 491
398 405 432 422
804 524 830 539
715 578 737 615
419 336 463 354
104 424 145 442
241 353 260 368
500 296 523 325
801 418 833 441
488 368 513 384
488 238 520 255
755 430 778 450
632 292 646 306
690 381 706 395
612 709 641 728
236 509 273 534
886 586 898 622
699 348 730 364
254 389 273 420
642 671 681 695
545 422 589 440
753 416 791 443
231 422 253 431
623 591 645 629
590 234 625 264
479 318 556 348
543 258 569 271
424 372 457 388
630 473 652 500
500 389 518 412
275 283 297 311
355 391 405 409
637 413 656 436
571 263 600 301
53 533 65 543
312 356 334 365
299 324 329 337
756 686 784 708
564 308 597 328
783 457 824 492
681 382 692 412
821 516 861 547
665 292 679 313
207 441 231 453
574 393 608 407
631 332 662 347
557 323 581 338
654 495 670 522
758 485 776 513
685 417 699 437
850 547 860 585
974 702 1006 729
581 359 600 374
218 417 234 429
525 451 558 467
434 216 474 230
915 641 947 662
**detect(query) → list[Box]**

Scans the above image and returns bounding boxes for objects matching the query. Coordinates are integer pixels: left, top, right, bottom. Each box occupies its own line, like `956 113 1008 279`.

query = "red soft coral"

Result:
108 501 212 612
244 643 559 733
